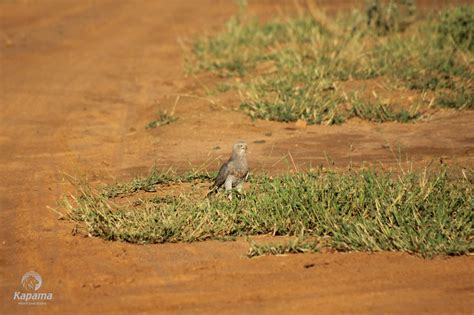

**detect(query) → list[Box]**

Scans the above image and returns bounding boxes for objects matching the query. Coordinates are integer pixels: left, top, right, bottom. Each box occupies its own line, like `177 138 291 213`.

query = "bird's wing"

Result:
213 160 233 188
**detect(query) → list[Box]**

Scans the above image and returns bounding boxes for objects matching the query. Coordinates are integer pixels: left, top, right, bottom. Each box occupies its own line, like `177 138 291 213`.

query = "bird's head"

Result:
232 142 248 158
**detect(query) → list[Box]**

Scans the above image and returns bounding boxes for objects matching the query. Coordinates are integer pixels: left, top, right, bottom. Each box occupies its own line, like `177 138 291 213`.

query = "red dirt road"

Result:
1 1 473 314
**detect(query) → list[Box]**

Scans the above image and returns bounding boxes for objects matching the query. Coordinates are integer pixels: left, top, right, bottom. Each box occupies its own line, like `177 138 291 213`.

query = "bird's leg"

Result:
224 175 235 201
224 175 235 191
236 182 243 194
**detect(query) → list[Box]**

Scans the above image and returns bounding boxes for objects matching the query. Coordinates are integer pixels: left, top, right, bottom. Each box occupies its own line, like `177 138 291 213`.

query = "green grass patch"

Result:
100 168 212 198
62 166 473 257
241 90 421 124
186 3 473 123
436 5 474 52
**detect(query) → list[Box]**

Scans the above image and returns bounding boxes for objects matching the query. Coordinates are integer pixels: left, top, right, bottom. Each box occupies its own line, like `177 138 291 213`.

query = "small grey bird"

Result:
208 142 249 197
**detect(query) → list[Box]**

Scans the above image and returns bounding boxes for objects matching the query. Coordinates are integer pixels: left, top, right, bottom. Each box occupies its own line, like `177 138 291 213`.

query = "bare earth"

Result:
1 1 473 314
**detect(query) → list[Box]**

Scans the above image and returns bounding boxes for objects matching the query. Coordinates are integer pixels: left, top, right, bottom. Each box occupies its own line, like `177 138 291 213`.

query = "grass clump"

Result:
63 167 473 257
247 238 318 258
187 3 473 123
350 94 420 122
146 111 178 129
436 5 474 52
241 87 421 125
366 0 416 35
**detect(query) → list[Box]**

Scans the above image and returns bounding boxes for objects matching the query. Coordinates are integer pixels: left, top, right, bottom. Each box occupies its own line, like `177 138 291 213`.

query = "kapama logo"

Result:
13 271 53 305
21 271 42 291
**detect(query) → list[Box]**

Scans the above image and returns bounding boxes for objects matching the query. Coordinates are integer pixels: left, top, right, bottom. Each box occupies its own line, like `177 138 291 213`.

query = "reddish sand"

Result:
1 1 473 314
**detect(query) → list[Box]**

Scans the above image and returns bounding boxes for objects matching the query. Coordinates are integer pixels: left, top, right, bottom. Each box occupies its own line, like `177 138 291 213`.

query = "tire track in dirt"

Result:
0 1 144 309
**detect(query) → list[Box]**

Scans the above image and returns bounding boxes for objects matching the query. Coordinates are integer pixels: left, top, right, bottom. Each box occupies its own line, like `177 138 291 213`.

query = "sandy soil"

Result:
1 1 473 314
